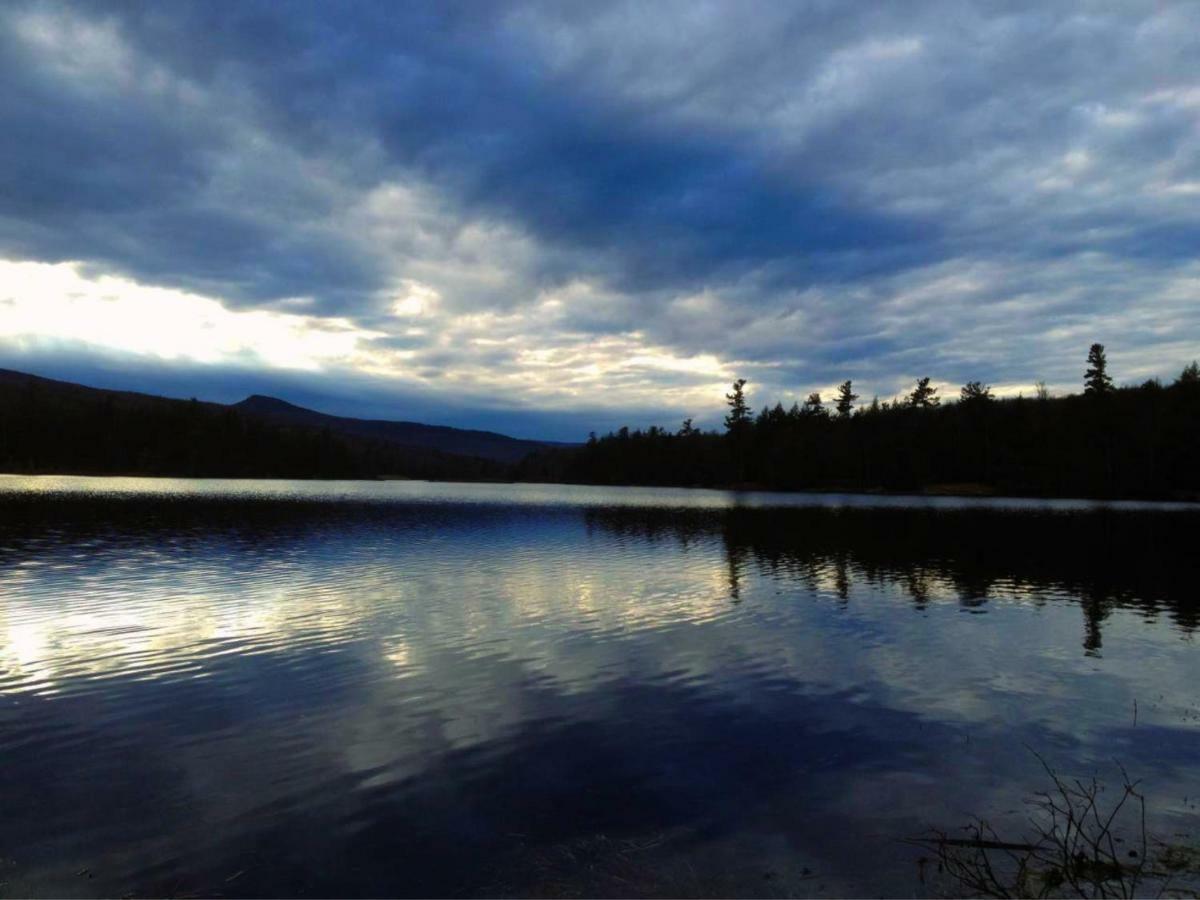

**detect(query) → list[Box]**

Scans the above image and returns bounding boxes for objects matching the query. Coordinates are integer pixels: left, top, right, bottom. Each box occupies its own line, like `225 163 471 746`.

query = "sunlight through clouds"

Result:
2 1 1200 435
0 259 734 415
0 260 380 371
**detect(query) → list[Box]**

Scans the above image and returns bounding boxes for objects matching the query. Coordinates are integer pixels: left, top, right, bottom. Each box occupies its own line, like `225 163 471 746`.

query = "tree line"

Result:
4 345 1199 499
517 345 1200 500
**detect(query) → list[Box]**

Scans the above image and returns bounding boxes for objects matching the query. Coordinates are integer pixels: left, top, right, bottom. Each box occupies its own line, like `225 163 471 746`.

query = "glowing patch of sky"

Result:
0 260 732 413
0 260 377 371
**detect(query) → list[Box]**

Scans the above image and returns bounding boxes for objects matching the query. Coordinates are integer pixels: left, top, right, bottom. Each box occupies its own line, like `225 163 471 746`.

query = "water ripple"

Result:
0 477 1197 896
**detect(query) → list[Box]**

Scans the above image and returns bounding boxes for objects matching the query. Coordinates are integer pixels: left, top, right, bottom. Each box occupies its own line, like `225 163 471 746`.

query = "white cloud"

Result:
0 259 380 371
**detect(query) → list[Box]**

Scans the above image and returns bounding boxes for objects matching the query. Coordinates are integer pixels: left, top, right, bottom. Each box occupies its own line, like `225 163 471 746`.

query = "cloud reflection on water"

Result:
0 478 1197 896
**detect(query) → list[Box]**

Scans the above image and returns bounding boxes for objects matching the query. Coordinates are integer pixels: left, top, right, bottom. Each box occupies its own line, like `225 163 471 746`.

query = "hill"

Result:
233 394 562 464
0 369 558 479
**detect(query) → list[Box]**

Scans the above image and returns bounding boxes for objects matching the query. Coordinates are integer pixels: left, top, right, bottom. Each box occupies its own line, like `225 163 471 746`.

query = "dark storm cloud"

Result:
2 1 938 305
0 11 388 311
2 0 1200 429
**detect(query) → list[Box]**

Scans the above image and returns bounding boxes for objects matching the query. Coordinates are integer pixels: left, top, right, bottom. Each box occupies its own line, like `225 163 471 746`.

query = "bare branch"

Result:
910 753 1198 898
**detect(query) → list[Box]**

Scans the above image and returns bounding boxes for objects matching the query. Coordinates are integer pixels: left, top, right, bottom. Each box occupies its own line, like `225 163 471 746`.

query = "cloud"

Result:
1 1 1199 435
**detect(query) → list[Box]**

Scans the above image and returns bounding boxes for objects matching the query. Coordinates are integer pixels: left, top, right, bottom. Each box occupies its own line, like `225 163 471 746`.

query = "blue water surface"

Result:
0 476 1197 897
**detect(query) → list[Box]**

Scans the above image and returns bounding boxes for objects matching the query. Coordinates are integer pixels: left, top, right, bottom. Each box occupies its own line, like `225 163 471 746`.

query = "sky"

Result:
2 1 1199 440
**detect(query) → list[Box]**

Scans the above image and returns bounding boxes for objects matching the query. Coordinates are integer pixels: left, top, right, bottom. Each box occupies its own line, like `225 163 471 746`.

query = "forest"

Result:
517 345 1200 501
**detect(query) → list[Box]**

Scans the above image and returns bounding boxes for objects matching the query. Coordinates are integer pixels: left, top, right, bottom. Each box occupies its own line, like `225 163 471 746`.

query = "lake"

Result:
1 476 1197 897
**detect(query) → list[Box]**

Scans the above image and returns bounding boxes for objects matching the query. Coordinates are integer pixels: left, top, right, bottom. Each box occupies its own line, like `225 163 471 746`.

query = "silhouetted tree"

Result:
756 402 788 430
1035 381 1050 401
908 377 940 408
835 380 858 418
1084 343 1114 396
723 379 752 482
802 392 828 417
724 379 751 436
960 381 993 404
1177 361 1200 385
678 417 695 437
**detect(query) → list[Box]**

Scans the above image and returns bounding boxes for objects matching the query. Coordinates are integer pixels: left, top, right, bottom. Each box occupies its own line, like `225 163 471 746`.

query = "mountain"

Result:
0 367 213 414
233 394 565 464
0 368 566 479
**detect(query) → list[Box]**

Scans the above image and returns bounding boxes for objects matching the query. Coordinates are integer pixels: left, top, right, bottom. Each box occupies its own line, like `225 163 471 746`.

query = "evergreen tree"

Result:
724 379 751 435
678 417 695 437
835 380 858 418
1084 343 1114 396
802 392 827 417
960 381 993 404
908 377 940 408
1176 361 1199 385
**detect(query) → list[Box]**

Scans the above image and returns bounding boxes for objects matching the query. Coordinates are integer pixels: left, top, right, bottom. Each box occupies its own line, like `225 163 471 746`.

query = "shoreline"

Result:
2 471 1198 505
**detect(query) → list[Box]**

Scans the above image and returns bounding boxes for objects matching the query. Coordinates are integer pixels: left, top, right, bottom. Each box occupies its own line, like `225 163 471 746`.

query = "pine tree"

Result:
1084 343 1114 396
724 379 751 435
835 380 858 418
908 377 940 408
960 381 993 404
802 391 827 417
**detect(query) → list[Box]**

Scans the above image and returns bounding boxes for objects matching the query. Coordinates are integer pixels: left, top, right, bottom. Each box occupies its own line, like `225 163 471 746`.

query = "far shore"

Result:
3 471 1198 505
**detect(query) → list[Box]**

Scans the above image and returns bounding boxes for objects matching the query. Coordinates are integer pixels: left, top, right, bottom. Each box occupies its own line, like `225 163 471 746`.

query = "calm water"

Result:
1 476 1198 897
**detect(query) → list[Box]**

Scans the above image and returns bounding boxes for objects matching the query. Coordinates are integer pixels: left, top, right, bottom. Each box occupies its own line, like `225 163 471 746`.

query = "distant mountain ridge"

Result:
0 368 570 477
233 394 567 463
